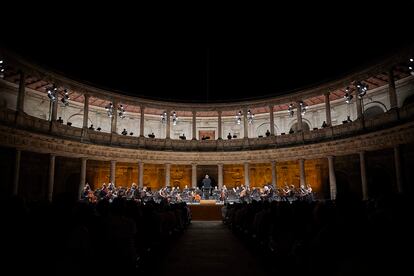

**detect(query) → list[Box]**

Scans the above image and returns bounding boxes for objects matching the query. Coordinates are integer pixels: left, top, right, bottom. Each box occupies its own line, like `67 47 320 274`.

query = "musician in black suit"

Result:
202 174 212 199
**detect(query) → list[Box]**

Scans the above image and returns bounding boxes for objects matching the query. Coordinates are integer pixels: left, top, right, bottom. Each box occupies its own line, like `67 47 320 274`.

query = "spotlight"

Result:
105 102 114 117
299 101 308 116
172 111 178 125
0 59 4 78
235 111 242 125
355 81 368 99
60 89 70 106
47 85 57 102
409 58 414 76
288 104 294 117
118 104 125 119
247 110 254 124
344 87 353 104
161 111 167 123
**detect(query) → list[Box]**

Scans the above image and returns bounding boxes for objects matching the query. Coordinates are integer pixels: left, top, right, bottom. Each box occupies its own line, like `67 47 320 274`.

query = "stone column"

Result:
17 71 26 113
140 106 145 137
356 96 363 120
296 101 303 132
192 163 197 188
271 160 277 188
138 161 144 188
13 149 21 195
327 156 337 200
48 154 56 202
243 108 248 138
269 105 275 136
166 109 171 139
79 158 87 199
51 96 58 122
82 94 90 129
165 163 171 187
244 162 250 187
394 145 403 193
388 68 398 109
192 110 197 140
110 160 116 185
111 99 118 134
360 152 368 200
324 92 332 126
299 159 306 188
218 163 223 189
218 111 222 139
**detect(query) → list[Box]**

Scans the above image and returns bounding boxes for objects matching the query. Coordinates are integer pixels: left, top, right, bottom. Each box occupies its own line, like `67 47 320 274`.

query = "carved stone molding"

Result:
1 121 413 164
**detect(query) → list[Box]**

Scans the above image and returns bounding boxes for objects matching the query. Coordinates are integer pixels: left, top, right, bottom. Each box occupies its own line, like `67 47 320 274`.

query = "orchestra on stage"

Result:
81 181 315 204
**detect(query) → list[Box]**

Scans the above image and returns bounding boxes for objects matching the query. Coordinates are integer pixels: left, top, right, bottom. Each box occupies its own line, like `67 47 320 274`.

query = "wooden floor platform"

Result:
188 204 223 220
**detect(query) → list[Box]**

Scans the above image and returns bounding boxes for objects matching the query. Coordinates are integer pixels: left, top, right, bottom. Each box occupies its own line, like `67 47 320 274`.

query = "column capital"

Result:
324 91 330 97
217 110 222 115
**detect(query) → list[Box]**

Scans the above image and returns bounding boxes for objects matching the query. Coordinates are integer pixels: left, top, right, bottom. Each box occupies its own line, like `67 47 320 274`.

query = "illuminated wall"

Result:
114 162 139 188
86 160 110 190
223 164 245 188
143 163 165 191
249 163 272 188
304 158 329 195
276 161 300 188
276 159 328 196
169 165 191 189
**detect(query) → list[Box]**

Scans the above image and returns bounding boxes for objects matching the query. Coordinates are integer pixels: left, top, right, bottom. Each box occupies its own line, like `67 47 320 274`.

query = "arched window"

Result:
289 122 310 133
403 94 414 107
363 106 384 119
256 122 278 137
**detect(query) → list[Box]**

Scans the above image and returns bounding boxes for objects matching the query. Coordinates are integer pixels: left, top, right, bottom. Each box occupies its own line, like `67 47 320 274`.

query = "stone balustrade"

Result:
1 103 413 153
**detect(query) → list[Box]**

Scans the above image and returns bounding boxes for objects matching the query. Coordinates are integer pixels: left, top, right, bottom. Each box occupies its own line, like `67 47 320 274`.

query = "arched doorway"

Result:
290 122 310 133
364 106 384 119
256 122 278 137
402 94 414 107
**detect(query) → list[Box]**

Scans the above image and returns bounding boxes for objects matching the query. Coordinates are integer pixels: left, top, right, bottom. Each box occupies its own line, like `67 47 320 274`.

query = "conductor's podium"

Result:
189 201 223 220
200 199 216 205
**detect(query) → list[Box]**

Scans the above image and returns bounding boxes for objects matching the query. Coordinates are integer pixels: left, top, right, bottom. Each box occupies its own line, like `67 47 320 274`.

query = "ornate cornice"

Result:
1 120 413 164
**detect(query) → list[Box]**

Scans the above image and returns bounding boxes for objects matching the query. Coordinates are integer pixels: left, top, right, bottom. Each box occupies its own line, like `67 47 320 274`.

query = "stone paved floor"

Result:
154 221 268 276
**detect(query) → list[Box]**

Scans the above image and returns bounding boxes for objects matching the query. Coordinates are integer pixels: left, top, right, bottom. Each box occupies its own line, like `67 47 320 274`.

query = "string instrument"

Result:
87 190 97 203
194 193 201 201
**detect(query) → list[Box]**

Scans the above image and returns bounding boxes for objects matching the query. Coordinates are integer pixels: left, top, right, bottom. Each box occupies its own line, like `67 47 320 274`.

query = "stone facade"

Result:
1 49 414 201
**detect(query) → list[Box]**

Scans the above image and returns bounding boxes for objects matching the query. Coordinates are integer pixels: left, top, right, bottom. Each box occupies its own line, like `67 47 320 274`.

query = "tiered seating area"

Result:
223 195 413 275
2 195 191 274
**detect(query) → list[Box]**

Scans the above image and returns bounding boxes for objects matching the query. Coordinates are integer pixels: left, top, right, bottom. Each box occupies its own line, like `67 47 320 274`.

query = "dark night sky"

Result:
2 1 413 103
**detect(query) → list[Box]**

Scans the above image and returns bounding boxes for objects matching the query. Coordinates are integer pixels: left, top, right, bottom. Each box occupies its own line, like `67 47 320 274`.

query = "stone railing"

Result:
1 104 413 152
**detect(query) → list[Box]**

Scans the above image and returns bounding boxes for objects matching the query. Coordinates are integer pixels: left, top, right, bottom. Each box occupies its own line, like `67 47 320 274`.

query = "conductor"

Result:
202 174 212 188
202 174 212 199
